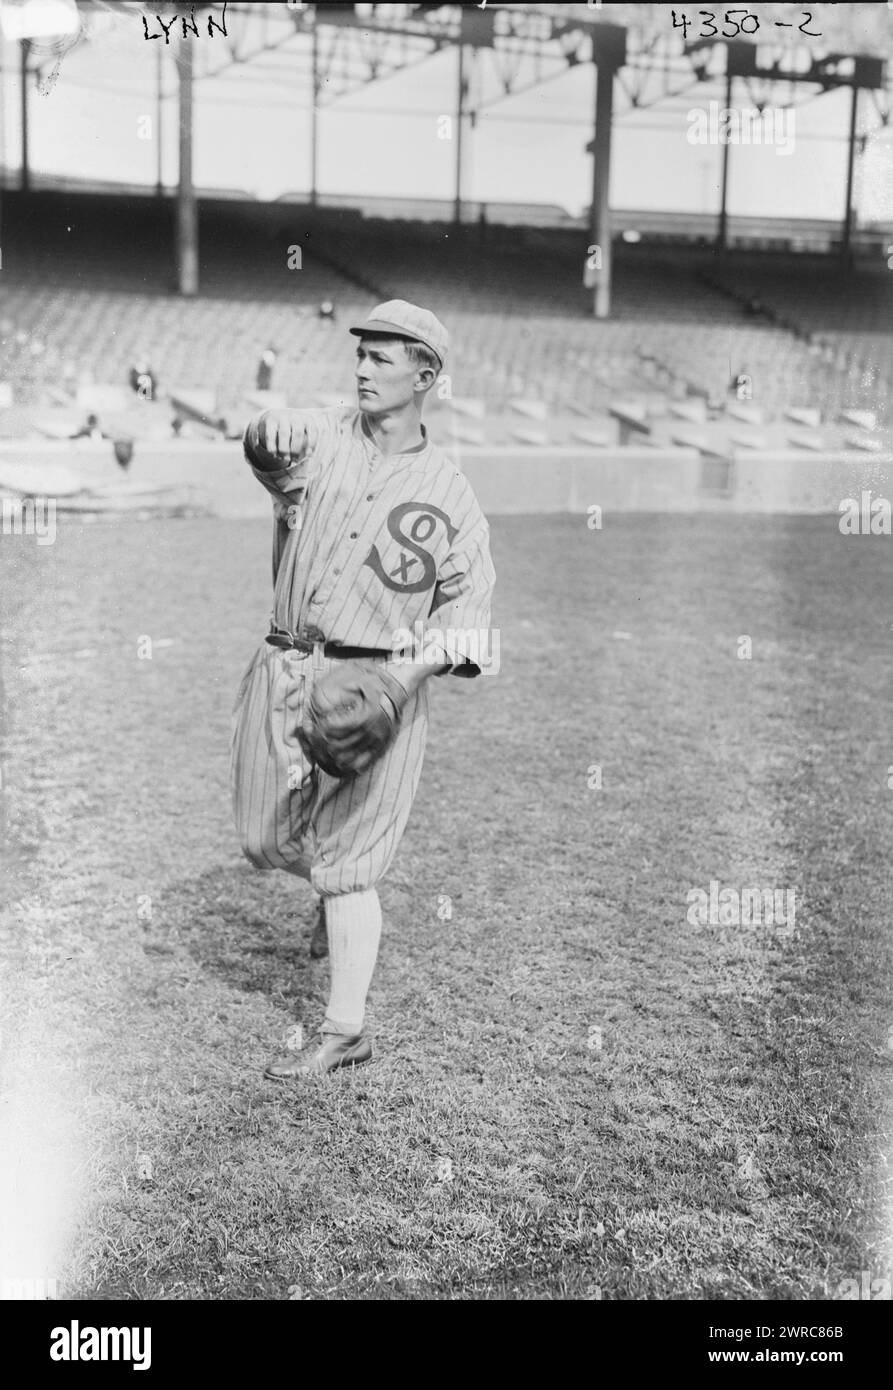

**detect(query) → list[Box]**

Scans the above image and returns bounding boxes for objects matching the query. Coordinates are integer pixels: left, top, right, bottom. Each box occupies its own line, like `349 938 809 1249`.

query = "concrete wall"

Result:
726 450 892 513
0 441 891 517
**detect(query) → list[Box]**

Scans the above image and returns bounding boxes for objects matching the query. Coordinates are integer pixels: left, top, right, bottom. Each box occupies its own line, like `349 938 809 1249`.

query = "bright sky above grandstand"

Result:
0 2 891 225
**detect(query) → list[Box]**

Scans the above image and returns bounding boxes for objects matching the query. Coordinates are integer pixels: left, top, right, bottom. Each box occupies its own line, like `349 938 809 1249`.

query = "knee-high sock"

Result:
322 889 382 1036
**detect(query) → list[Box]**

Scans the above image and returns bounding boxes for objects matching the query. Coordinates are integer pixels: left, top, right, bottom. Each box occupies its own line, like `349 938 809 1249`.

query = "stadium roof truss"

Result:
7 1 892 315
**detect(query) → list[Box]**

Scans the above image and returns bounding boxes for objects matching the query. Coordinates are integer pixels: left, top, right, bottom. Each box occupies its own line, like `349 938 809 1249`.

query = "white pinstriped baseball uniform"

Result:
230 406 495 897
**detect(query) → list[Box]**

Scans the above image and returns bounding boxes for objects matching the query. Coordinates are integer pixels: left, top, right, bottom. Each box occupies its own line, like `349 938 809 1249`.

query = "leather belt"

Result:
265 623 391 661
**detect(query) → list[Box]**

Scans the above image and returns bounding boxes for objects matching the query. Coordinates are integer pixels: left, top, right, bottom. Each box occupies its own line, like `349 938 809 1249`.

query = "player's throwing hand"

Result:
244 409 308 466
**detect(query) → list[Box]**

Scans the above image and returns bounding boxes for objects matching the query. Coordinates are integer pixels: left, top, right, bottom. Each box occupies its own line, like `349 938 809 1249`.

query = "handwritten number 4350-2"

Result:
670 11 822 40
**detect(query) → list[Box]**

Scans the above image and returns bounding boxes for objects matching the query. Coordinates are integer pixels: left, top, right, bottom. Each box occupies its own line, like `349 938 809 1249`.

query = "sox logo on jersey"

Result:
366 502 460 593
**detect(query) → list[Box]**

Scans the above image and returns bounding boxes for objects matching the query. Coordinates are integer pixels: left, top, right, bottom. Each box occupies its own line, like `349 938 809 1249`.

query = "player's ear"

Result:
413 366 437 394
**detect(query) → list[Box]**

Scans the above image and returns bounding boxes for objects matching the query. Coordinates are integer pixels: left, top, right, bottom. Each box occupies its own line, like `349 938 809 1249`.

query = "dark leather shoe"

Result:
310 901 328 959
264 1032 372 1080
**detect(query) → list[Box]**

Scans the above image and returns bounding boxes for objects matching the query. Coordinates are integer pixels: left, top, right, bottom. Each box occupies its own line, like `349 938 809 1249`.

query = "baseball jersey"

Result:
244 408 495 675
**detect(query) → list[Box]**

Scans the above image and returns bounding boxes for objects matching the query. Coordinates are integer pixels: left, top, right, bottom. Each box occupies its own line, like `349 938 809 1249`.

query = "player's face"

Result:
355 338 419 415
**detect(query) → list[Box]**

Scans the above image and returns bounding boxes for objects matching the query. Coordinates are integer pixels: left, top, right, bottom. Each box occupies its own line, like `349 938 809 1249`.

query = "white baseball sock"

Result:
322 888 382 1037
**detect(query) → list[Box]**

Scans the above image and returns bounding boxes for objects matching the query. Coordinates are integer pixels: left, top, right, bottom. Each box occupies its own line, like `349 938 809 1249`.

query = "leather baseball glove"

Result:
298 661 409 779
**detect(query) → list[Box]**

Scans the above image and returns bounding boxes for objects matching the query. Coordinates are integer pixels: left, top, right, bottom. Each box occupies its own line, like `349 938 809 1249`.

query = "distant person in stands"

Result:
62 359 78 397
71 412 104 441
114 438 134 470
257 346 278 391
129 355 157 401
318 299 336 324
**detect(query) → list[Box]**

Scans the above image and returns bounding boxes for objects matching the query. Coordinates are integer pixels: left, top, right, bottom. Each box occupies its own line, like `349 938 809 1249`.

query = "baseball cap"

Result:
349 300 448 369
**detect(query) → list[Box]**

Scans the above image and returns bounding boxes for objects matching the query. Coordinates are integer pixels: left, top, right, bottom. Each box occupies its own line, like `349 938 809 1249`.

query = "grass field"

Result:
1 508 891 1301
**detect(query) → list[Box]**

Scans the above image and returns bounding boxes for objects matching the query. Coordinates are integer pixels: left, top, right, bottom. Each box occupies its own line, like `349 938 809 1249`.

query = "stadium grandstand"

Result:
1 1 892 483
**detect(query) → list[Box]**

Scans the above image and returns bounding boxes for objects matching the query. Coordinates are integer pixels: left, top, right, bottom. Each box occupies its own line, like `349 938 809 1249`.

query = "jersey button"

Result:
350 531 358 539
366 494 374 501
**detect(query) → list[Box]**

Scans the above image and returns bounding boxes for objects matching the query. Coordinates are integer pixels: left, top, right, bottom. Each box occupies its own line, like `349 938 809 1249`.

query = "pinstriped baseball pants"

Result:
230 643 429 896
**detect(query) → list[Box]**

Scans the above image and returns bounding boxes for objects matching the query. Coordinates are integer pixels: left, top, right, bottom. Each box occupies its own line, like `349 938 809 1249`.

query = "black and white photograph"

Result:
0 0 891 1340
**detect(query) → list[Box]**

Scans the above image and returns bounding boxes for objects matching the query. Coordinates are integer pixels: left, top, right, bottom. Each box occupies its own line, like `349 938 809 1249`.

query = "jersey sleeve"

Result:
426 503 497 678
242 408 338 510
243 408 344 585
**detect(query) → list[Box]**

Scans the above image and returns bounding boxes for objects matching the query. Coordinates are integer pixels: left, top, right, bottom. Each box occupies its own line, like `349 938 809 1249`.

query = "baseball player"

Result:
231 300 496 1079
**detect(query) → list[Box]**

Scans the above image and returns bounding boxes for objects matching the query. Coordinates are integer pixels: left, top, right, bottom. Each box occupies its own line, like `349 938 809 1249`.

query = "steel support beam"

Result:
155 40 163 195
717 69 732 251
842 83 858 262
590 59 614 318
20 40 29 192
454 41 466 225
310 18 319 205
177 33 199 296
